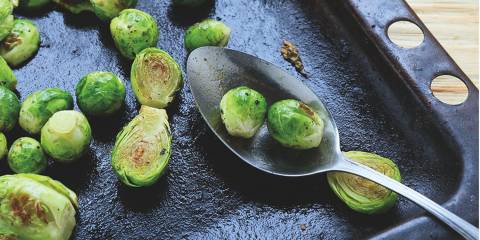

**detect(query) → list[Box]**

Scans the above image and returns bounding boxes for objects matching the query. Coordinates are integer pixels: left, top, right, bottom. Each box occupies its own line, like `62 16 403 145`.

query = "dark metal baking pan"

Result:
2 0 478 239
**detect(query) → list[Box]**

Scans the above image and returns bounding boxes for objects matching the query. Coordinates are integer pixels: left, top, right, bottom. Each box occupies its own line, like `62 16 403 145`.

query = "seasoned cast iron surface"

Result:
1 0 466 239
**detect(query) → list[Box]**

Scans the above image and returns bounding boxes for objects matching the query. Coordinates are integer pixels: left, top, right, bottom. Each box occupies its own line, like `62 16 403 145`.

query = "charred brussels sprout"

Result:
0 132 6 160
19 88 73 134
8 137 47 173
110 9 158 59
41 110 92 162
112 105 171 187
327 151 401 214
75 71 126 116
184 19 230 52
220 86 267 138
0 174 77 240
0 56 16 90
0 0 14 41
0 86 20 132
90 0 136 21
0 19 40 67
52 0 93 14
173 0 208 7
131 48 182 108
267 99 324 149
18 0 51 10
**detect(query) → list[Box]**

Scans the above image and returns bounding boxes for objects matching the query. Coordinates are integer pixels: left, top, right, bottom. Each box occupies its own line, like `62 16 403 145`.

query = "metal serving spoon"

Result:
186 47 479 240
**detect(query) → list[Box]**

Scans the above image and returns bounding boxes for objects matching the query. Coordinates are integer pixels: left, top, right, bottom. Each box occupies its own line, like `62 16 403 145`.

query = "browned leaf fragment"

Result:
280 40 307 77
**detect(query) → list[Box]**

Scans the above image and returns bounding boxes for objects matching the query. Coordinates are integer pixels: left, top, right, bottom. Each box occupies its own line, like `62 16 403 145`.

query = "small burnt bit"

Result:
280 40 307 77
1 34 21 51
10 193 49 225
298 102 315 118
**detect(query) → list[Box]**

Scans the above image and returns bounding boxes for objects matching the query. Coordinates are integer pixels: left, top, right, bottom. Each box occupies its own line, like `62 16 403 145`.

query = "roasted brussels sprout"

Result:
19 88 73 134
131 48 182 108
267 99 324 149
0 173 77 240
0 132 6 160
111 105 171 187
219 86 267 138
0 56 16 90
110 9 158 59
8 137 47 173
0 86 20 132
52 0 92 14
184 19 230 52
75 71 125 116
41 110 92 162
0 19 40 67
173 0 208 7
0 0 14 42
327 151 402 214
18 0 51 10
90 0 136 21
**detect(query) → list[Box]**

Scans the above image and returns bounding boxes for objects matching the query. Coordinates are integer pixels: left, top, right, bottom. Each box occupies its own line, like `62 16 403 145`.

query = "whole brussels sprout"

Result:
173 0 208 7
0 56 16 90
327 151 402 214
0 86 20 132
75 71 126 116
0 132 6 160
267 99 324 149
0 19 40 67
184 19 231 52
18 0 51 10
8 137 47 173
131 48 182 108
41 110 92 162
220 86 267 138
0 0 14 42
111 105 171 187
110 9 158 59
19 88 73 134
0 173 77 240
52 0 93 14
90 0 136 21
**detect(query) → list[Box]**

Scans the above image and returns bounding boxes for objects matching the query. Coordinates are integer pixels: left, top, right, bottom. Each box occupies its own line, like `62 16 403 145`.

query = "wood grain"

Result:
398 0 478 103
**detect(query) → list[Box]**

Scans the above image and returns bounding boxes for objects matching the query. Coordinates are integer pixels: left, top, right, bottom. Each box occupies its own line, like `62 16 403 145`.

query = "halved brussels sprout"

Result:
90 0 136 21
0 173 77 240
220 86 267 138
111 105 171 187
184 19 230 52
8 137 47 173
52 0 93 14
267 99 324 149
131 48 182 108
19 88 73 134
173 0 208 7
327 151 402 214
75 71 125 116
0 0 14 42
18 0 51 10
0 56 16 90
41 110 92 162
0 86 20 132
0 132 6 160
0 19 40 67
110 9 158 59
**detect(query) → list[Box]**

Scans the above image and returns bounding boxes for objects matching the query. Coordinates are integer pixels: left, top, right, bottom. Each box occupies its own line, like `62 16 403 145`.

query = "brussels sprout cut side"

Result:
267 99 324 149
0 174 77 240
220 86 267 138
0 86 20 132
0 56 16 90
19 88 73 134
112 105 172 187
110 9 158 59
184 19 231 52
8 137 47 173
76 71 126 116
41 110 92 162
0 132 6 160
90 0 137 21
0 19 40 67
131 48 183 108
327 151 402 214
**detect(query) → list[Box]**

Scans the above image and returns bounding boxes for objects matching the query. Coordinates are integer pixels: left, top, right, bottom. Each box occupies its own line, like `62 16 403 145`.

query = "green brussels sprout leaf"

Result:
8 137 47 173
184 19 231 52
0 19 40 67
0 86 20 132
0 56 16 90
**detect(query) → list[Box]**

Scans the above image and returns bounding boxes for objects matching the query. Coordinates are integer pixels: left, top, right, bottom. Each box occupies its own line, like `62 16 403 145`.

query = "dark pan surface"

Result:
2 0 477 239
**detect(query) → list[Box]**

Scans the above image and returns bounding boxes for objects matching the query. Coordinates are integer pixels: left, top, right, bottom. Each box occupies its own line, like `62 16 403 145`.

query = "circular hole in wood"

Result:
431 75 469 105
387 20 424 48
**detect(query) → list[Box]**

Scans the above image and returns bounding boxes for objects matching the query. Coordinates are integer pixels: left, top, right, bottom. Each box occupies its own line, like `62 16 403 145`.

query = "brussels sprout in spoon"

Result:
0 19 40 67
187 47 479 239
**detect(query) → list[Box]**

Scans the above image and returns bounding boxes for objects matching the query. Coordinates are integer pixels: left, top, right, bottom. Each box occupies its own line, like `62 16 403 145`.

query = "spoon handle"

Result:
336 157 479 240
